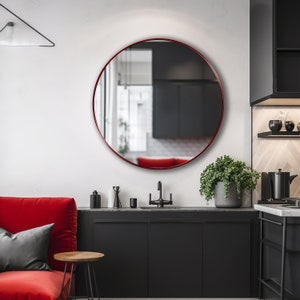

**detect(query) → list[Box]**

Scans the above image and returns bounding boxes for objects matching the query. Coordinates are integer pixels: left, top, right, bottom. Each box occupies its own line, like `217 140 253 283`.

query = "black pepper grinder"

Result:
113 186 122 208
90 190 101 208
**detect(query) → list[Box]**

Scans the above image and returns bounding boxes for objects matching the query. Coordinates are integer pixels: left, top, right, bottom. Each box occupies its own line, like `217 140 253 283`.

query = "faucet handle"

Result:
149 193 152 205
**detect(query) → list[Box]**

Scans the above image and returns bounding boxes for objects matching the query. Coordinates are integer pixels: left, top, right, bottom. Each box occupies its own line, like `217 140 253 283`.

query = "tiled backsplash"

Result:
252 106 300 203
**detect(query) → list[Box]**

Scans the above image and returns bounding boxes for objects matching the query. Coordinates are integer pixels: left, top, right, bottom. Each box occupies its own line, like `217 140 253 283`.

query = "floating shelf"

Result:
258 131 300 138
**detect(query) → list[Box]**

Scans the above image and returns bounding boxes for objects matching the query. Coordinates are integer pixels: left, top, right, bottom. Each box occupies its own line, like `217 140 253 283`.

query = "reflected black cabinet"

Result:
153 82 222 138
147 40 222 138
251 0 300 104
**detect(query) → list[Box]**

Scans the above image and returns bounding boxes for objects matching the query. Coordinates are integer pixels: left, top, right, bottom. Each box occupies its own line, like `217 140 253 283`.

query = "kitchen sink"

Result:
140 206 180 209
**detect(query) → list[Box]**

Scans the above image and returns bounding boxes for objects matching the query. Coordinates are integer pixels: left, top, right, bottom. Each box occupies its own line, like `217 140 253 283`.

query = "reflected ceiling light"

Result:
0 4 54 47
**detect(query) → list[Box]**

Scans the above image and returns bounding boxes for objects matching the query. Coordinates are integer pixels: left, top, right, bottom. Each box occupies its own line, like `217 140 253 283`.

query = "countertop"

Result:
79 206 256 212
254 203 300 217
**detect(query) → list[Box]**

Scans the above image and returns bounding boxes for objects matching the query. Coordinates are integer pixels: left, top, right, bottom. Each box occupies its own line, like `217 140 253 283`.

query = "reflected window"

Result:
117 86 152 152
95 49 152 157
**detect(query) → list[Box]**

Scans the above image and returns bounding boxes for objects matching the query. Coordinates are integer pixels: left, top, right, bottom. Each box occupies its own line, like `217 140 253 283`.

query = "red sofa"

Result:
0 197 77 300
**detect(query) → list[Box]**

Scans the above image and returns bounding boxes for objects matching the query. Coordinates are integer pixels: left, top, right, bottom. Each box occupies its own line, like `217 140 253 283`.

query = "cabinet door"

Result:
93 221 148 297
250 0 274 103
275 0 300 93
262 214 300 299
203 221 252 297
148 222 203 297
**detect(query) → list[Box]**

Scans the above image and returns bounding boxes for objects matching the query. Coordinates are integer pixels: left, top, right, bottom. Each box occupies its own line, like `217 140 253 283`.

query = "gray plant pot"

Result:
214 182 242 208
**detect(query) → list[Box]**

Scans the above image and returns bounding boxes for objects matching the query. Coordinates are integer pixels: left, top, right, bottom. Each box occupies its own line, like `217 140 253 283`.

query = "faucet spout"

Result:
149 181 173 208
157 181 162 199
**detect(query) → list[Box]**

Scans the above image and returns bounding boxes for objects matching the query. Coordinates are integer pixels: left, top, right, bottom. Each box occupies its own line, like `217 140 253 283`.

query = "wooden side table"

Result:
54 251 105 299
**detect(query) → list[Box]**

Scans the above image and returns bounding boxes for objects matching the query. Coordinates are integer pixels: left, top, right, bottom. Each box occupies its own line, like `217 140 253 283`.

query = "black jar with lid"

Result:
90 190 101 208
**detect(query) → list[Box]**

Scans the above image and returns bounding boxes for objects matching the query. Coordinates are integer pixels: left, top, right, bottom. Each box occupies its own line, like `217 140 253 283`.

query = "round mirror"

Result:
93 38 224 169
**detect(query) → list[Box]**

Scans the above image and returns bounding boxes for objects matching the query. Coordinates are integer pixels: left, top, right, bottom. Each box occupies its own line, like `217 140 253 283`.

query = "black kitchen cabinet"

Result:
250 0 273 103
258 212 300 299
92 222 148 297
77 208 259 298
203 221 253 297
250 0 300 104
275 0 300 94
76 211 148 297
148 222 203 297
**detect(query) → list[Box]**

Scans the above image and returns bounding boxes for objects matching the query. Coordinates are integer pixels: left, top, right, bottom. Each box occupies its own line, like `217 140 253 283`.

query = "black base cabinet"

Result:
148 222 203 297
93 222 148 297
203 222 253 297
259 213 300 300
76 209 259 298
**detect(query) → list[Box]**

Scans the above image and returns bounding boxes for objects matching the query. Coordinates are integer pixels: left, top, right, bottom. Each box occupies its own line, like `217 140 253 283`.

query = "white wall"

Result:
0 0 250 208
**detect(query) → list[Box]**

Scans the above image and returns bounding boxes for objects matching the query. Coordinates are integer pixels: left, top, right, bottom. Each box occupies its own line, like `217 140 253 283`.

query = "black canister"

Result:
130 198 137 208
90 190 101 208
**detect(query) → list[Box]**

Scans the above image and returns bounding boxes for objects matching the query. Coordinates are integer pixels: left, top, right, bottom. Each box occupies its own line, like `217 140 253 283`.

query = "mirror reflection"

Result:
93 39 224 169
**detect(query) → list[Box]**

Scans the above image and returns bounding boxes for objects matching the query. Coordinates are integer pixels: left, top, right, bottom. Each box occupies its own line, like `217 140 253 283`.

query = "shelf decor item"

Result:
113 186 122 208
285 120 295 131
199 155 260 207
269 120 282 133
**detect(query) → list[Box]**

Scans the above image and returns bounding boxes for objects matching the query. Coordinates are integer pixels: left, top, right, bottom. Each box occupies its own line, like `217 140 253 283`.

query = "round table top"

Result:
54 251 105 263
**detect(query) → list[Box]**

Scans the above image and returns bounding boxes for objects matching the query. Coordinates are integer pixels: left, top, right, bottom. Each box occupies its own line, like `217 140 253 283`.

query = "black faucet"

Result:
149 181 173 208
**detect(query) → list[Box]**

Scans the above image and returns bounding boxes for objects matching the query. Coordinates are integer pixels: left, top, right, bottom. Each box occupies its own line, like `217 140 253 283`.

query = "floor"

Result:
100 298 257 300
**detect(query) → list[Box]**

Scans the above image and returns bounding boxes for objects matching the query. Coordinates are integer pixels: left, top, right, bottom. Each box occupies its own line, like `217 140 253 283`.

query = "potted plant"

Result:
199 155 260 207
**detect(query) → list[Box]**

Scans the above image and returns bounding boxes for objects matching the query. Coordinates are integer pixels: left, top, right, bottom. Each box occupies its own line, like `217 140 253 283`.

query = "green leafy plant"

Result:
199 155 260 201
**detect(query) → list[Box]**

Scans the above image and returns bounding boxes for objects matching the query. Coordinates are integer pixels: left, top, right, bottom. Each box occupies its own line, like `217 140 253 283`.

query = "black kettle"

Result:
261 169 297 200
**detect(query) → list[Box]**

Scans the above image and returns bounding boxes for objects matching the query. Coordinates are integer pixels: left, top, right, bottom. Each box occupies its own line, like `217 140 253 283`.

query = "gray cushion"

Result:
0 223 54 272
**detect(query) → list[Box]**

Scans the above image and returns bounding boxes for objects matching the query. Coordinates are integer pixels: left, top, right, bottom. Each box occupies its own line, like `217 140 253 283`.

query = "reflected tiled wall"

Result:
126 133 212 163
252 106 300 203
146 135 211 157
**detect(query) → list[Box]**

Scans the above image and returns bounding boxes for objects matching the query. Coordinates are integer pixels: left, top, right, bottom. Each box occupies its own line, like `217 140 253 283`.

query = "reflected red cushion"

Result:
0 270 70 300
0 197 77 271
174 158 190 165
137 157 175 168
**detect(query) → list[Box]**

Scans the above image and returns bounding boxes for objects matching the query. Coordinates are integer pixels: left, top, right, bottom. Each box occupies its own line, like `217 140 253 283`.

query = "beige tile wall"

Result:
252 106 300 203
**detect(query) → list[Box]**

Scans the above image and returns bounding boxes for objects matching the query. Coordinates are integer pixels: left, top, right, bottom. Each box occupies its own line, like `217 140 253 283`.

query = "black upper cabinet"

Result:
250 0 274 103
275 1 300 93
250 0 300 105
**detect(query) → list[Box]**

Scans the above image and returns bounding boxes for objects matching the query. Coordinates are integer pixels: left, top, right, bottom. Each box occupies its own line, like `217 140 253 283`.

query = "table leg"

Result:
60 263 68 300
